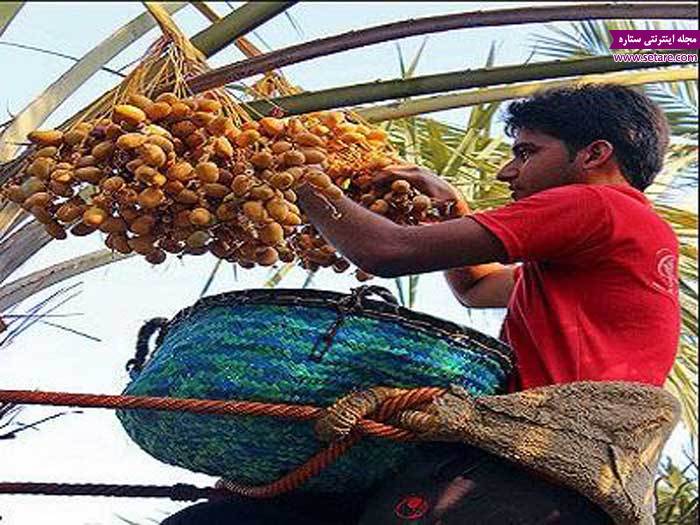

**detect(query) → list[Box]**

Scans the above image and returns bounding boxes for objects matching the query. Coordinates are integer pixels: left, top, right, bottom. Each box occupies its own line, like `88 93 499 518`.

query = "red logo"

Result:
394 494 430 520
652 248 678 296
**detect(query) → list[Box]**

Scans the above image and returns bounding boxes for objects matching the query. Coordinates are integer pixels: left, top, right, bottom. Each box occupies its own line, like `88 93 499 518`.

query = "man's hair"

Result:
502 84 670 191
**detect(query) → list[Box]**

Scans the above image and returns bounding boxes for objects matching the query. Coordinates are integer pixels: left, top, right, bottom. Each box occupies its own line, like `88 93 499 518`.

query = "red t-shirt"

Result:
472 184 680 392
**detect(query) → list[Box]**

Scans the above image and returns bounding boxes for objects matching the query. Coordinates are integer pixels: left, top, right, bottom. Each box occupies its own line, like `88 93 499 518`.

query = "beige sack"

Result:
410 381 681 525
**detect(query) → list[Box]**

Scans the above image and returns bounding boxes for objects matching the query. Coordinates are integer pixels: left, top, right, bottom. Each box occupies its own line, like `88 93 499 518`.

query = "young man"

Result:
295 84 680 524
162 85 679 524
298 84 679 394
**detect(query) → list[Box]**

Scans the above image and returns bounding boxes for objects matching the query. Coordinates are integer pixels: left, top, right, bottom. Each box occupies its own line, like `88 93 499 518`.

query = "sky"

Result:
0 2 696 524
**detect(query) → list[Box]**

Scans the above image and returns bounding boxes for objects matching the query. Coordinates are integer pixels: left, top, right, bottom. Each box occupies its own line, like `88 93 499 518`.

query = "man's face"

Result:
497 128 582 200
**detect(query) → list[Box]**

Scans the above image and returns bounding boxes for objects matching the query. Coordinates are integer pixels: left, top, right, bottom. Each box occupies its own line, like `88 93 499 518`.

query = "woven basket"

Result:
116 286 513 493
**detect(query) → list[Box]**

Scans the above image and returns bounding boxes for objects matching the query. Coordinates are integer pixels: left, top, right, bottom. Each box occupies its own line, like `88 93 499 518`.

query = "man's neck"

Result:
582 170 630 187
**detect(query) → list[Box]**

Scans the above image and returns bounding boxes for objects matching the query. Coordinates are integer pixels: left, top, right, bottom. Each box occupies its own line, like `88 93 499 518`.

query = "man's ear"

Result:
580 140 615 170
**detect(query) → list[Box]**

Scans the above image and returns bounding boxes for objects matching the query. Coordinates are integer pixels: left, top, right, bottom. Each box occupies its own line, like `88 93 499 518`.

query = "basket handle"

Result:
125 318 169 378
310 286 399 362
349 285 399 307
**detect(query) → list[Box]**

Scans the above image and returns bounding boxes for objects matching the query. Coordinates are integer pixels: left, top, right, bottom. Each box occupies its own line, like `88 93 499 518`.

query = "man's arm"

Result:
444 264 516 308
295 183 509 278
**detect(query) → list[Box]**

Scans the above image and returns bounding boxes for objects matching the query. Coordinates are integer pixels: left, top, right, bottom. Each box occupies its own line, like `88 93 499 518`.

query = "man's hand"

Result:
371 164 514 307
373 164 463 204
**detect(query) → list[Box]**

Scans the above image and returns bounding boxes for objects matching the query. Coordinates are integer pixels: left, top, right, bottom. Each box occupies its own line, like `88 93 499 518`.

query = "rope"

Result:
0 386 446 499
0 482 229 501
315 386 435 441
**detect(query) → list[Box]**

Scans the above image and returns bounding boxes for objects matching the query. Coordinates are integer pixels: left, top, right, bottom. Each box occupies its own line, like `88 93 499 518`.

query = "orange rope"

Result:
0 390 323 420
0 386 446 498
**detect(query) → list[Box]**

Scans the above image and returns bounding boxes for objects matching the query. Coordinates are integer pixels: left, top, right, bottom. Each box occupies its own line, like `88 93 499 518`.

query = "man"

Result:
299 84 678 393
163 85 679 524
295 84 680 524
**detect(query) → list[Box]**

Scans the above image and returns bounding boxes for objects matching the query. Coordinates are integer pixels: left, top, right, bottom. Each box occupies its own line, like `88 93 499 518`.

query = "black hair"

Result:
502 84 670 191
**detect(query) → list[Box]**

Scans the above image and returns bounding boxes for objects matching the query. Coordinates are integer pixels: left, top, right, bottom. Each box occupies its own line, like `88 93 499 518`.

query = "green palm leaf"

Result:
533 20 699 139
646 81 699 140
655 454 699 524
358 67 697 123
0 2 23 37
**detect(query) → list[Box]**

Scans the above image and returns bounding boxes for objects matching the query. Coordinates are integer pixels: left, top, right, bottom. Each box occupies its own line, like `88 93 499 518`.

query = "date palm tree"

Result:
0 7 697 521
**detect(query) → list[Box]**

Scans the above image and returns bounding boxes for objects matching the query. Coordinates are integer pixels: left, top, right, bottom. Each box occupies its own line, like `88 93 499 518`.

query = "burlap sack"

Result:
412 381 680 525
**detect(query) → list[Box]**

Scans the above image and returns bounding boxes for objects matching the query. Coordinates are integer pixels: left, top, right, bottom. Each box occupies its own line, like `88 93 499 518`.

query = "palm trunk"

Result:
188 2 698 92
246 52 697 117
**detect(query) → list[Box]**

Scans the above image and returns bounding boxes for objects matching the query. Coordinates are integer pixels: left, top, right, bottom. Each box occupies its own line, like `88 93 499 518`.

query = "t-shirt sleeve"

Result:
471 185 611 263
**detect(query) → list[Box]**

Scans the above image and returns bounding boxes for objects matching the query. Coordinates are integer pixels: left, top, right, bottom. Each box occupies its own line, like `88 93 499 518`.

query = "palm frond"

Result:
0 402 22 433
189 4 699 92
358 67 697 123
646 81 699 139
0 200 25 241
0 219 52 284
533 21 699 141
1 282 82 349
655 454 699 524
394 277 407 307
0 249 133 311
0 41 126 77
0 2 189 161
0 408 82 440
199 259 223 298
387 116 511 206
264 262 295 288
283 10 304 40
302 270 316 289
0 1 23 37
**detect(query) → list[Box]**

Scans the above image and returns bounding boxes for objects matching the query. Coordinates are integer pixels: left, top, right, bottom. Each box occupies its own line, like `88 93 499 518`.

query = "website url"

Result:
612 53 698 63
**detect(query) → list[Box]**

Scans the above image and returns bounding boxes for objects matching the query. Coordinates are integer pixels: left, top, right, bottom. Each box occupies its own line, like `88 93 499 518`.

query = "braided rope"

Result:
0 482 228 501
315 386 441 441
216 434 361 498
0 386 446 499
0 390 323 420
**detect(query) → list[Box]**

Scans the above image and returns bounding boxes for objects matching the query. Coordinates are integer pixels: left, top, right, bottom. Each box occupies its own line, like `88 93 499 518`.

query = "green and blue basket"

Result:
117 286 513 493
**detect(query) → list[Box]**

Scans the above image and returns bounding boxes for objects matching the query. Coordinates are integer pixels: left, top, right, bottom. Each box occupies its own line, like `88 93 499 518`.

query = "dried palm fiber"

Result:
376 381 679 525
0 4 467 279
117 287 514 493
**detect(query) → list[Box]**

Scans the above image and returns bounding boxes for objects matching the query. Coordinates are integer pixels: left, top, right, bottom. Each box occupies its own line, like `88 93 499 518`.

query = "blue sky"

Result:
0 3 696 524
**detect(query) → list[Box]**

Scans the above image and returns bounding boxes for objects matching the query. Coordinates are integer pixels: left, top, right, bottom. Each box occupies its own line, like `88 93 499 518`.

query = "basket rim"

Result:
161 287 514 373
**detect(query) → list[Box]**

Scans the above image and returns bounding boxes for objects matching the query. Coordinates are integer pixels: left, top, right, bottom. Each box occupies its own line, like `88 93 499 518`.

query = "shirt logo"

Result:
394 494 430 520
652 248 678 296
